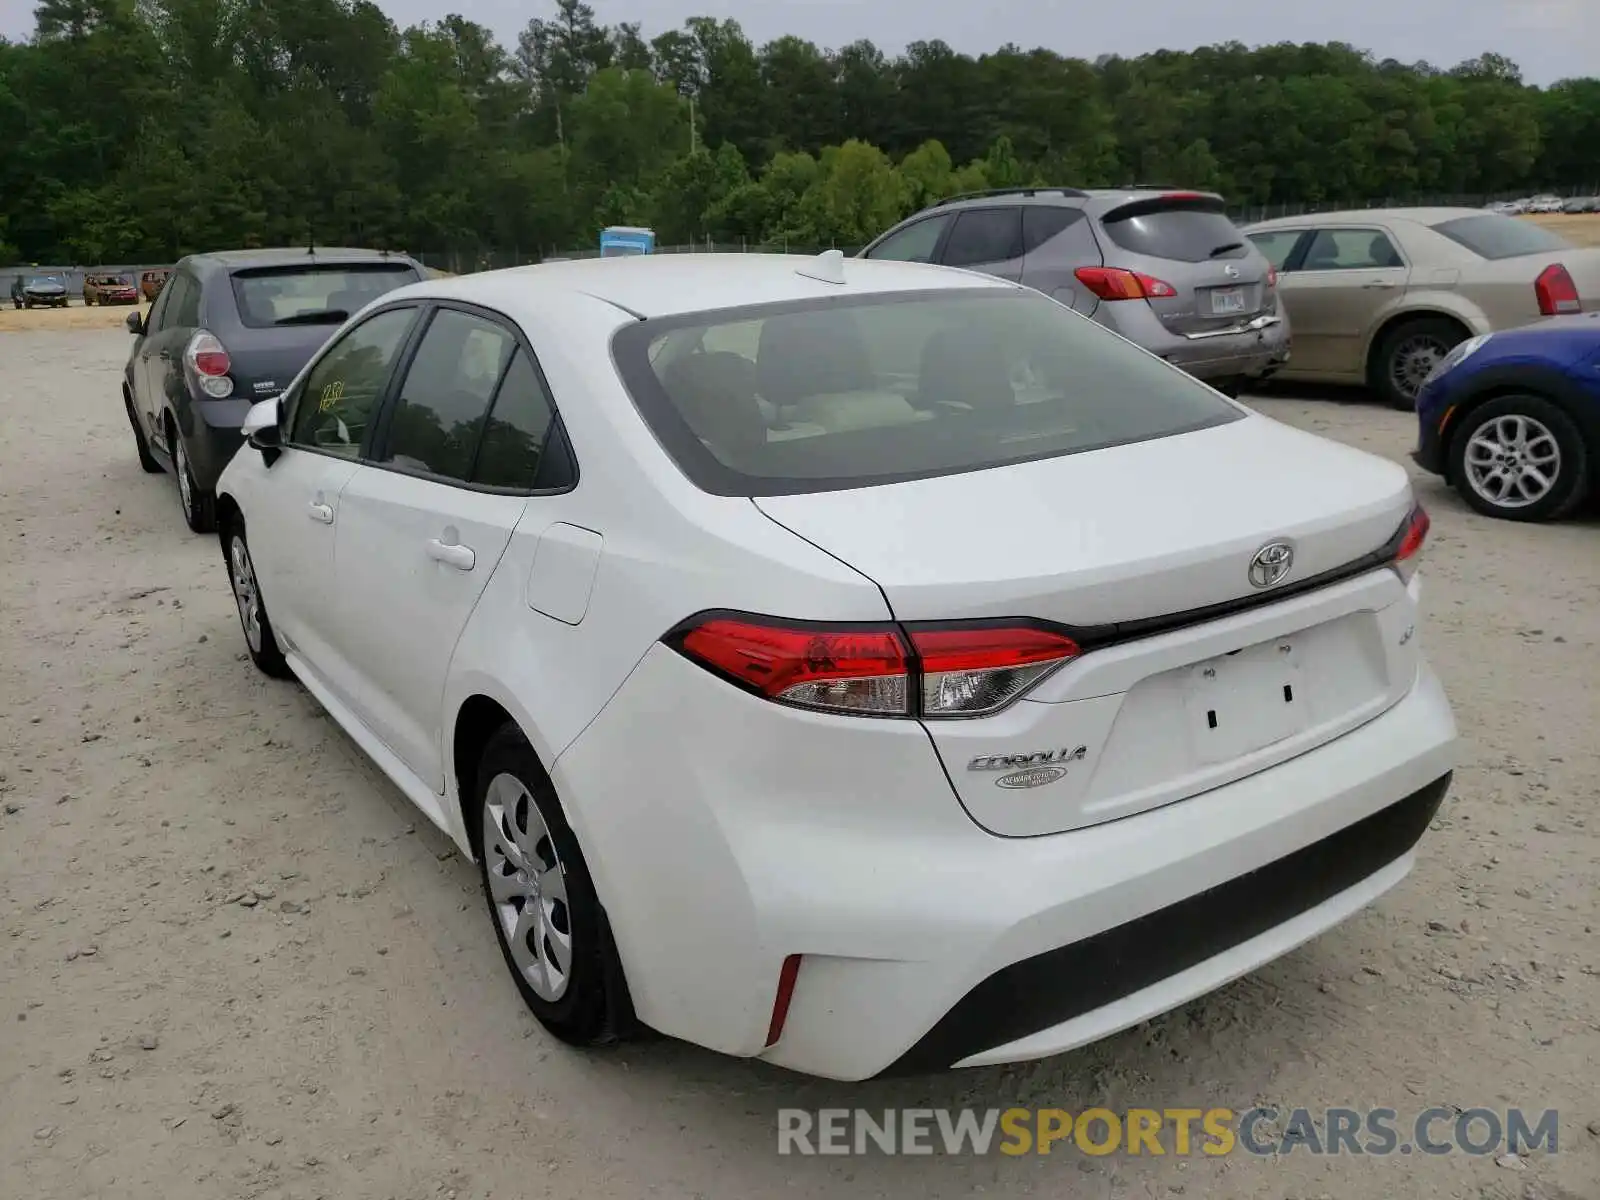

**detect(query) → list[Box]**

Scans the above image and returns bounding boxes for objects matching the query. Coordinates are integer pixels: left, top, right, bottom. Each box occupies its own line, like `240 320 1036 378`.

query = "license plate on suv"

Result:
1210 288 1246 315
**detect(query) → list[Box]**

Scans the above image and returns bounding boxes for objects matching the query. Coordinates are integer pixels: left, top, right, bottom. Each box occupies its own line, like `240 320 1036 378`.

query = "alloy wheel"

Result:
483 773 573 1002
229 535 263 652
1463 414 1561 509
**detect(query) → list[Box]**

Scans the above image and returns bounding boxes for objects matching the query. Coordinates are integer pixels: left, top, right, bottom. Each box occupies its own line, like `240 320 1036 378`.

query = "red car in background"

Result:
84 273 140 305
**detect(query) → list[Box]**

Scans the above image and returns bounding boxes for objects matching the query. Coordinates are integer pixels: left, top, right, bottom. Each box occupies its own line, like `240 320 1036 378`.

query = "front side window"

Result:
152 275 191 331
866 214 952 263
614 288 1241 496
1299 228 1404 270
289 307 417 457
378 309 516 482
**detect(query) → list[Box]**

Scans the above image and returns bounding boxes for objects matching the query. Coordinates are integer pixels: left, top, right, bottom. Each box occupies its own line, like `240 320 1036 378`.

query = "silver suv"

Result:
861 187 1292 394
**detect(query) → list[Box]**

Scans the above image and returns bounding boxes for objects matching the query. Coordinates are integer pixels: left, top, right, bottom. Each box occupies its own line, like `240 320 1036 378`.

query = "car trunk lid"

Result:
754 414 1422 836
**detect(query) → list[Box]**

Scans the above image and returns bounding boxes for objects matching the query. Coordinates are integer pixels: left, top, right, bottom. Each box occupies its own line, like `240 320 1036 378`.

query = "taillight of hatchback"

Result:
1074 266 1178 301
667 615 1081 719
183 330 234 398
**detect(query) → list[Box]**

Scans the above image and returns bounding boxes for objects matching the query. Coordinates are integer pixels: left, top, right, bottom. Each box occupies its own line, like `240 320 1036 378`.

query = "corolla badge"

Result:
1247 541 1294 589
968 745 1087 772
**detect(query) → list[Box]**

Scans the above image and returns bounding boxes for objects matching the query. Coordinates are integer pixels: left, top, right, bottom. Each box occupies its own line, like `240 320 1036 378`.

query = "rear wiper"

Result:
274 309 349 326
1208 242 1245 258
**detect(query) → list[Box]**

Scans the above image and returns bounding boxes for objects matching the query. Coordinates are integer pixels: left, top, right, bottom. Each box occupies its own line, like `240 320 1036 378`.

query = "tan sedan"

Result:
1244 207 1598 408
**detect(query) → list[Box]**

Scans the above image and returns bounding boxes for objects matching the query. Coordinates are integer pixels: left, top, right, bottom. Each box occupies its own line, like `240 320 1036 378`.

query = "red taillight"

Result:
1534 264 1581 316
910 626 1082 716
186 330 231 377
1393 504 1430 583
670 616 1080 718
676 618 908 715
1074 266 1177 301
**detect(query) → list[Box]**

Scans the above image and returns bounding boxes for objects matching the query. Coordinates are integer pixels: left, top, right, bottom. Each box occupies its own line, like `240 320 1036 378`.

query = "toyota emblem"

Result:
1248 542 1294 589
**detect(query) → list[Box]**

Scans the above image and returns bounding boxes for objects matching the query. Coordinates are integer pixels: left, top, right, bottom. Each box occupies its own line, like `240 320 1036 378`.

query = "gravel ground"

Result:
1 330 1597 1200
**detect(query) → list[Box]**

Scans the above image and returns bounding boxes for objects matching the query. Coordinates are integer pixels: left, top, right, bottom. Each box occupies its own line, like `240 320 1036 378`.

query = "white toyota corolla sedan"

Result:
214 250 1457 1080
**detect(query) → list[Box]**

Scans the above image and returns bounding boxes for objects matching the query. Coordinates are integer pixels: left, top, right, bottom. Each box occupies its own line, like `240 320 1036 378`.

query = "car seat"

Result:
659 351 769 463
915 324 1015 414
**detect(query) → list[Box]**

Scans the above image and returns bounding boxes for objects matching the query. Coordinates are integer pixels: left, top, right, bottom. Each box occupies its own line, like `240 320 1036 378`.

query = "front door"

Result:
1276 226 1410 377
249 305 421 684
328 307 549 791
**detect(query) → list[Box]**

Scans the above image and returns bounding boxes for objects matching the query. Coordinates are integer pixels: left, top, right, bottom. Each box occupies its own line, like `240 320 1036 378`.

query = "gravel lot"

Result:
1 330 1597 1200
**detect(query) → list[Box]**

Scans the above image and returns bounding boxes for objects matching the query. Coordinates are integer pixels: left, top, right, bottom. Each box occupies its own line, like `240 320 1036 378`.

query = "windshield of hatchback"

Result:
1430 214 1572 260
229 262 420 327
29 276 63 286
613 288 1242 496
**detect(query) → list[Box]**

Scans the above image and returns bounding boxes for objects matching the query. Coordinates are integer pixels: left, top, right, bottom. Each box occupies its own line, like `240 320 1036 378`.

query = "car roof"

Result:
180 247 417 272
409 253 1014 320
920 186 1227 216
1245 207 1484 230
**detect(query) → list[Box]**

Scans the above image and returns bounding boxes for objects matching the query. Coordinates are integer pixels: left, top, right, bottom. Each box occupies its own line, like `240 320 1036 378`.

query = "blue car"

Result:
1412 312 1600 521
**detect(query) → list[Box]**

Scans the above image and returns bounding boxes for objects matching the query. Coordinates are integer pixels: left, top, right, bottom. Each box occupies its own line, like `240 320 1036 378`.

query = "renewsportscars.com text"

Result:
776 1106 1561 1157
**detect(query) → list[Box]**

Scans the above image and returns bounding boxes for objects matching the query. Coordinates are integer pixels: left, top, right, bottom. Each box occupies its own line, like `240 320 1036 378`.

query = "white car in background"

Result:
213 251 1457 1080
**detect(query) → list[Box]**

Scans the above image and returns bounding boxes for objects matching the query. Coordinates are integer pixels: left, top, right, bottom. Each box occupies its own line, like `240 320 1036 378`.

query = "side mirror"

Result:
125 310 144 335
243 397 283 465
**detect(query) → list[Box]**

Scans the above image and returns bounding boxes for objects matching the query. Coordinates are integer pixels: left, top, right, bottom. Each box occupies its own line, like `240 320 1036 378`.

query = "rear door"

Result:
1021 206 1104 315
1096 194 1271 333
1274 226 1410 376
326 305 548 792
937 207 1025 282
137 271 200 444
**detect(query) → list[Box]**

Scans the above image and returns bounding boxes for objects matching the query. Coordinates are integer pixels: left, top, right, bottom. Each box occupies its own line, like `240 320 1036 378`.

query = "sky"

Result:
1 0 1595 85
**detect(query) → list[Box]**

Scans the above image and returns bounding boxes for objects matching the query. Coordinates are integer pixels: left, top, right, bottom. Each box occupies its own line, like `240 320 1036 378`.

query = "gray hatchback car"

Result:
860 187 1292 393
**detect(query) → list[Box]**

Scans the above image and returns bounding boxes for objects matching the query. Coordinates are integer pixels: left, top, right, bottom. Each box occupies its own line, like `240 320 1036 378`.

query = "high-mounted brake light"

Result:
1534 264 1581 316
670 616 1081 718
1392 504 1430 584
184 329 234 398
1075 266 1178 301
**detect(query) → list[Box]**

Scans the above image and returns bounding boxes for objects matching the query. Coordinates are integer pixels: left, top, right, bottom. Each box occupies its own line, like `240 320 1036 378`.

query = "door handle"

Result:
307 502 334 524
426 539 476 571
1362 280 1397 290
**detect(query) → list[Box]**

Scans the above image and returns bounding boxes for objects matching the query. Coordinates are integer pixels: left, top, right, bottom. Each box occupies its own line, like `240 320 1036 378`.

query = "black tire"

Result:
171 429 216 533
1447 393 1590 523
124 391 162 473
84 294 95 307
474 723 634 1047
1372 317 1466 411
222 518 291 678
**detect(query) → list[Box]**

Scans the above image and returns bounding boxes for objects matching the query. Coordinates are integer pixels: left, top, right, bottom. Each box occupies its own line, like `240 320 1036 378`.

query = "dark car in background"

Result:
122 247 425 532
84 273 140 305
859 187 1290 396
19 274 69 308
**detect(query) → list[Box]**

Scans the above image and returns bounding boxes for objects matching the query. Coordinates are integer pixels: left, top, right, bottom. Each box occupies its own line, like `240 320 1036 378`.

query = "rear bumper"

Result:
1099 303 1292 382
179 397 253 489
557 643 1457 1081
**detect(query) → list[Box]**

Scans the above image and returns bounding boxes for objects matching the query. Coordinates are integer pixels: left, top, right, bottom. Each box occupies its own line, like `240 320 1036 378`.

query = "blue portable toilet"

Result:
600 226 655 257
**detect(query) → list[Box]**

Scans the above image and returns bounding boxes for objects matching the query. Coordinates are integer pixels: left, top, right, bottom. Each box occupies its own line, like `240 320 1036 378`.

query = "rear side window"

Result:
1101 199 1249 263
613 288 1241 497
1248 230 1304 269
866 215 951 263
230 263 421 328
1429 214 1572 260
378 309 517 482
1022 207 1082 254
472 349 560 490
941 209 1023 267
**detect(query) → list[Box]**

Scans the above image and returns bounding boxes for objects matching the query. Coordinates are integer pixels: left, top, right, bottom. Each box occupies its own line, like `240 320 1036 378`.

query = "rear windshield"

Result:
1100 199 1250 263
229 263 420 328
1429 214 1572 260
611 288 1242 496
